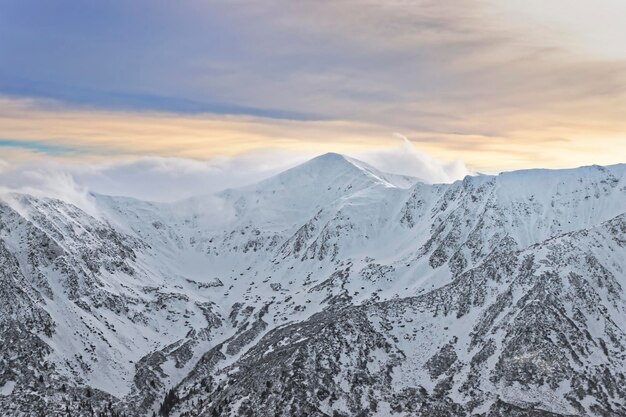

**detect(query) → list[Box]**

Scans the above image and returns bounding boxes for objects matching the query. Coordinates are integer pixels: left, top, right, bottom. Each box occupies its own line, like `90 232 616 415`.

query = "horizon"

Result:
2 148 625 205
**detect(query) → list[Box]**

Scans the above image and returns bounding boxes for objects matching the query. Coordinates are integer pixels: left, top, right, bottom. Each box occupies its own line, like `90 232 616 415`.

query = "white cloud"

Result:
0 149 310 204
78 150 314 201
0 166 99 217
354 134 472 183
0 143 470 208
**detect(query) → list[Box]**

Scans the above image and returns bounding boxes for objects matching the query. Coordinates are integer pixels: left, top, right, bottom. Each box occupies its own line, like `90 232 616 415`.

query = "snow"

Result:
0 381 15 396
1 153 625 416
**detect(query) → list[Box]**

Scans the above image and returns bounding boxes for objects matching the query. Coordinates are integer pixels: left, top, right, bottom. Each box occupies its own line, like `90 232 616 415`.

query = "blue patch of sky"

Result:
0 139 85 156
0 78 321 121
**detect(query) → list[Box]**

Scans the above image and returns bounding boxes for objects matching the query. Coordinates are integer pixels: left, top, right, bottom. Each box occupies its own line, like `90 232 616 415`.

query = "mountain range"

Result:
1 153 625 417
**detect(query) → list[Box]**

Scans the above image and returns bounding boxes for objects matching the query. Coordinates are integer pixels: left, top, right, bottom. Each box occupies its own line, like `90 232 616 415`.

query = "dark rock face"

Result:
169 215 626 417
425 341 458 379
1 162 626 417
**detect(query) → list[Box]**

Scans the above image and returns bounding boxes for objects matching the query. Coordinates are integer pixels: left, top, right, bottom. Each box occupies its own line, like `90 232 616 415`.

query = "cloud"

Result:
1 1 626 172
0 95 395 158
0 164 98 217
355 134 472 183
0 140 470 206
1 95 625 174
74 151 311 201
4 0 626 130
0 154 286 204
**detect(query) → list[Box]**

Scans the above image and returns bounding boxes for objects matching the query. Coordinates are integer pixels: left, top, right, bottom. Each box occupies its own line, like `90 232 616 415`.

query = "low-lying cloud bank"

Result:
0 139 471 206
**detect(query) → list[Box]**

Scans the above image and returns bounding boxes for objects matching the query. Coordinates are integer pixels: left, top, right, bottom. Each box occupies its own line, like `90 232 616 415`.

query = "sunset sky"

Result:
1 0 626 197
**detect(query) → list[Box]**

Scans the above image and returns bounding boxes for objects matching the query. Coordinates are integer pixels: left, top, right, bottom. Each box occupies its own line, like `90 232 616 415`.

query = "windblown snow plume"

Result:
356 134 472 183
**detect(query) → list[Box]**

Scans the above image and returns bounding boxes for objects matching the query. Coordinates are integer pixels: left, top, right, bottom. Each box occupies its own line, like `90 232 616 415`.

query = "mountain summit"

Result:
266 152 419 189
1 157 625 417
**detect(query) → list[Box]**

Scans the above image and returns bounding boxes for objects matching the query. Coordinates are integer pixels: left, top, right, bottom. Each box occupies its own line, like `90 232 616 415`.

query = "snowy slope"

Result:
0 155 625 417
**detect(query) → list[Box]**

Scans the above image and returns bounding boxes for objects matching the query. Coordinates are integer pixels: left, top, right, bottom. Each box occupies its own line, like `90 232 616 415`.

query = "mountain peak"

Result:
260 152 417 191
310 151 346 161
215 152 417 225
297 152 369 173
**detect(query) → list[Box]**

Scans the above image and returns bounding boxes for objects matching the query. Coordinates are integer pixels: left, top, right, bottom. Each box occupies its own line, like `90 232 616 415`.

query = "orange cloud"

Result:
0 95 624 173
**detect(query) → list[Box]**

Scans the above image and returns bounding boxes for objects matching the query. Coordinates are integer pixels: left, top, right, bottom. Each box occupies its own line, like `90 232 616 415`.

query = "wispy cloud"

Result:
0 139 470 203
355 134 471 183
0 94 623 172
0 0 625 171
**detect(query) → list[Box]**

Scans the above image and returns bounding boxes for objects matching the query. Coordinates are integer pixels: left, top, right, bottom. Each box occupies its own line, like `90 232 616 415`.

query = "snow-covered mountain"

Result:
1 153 625 417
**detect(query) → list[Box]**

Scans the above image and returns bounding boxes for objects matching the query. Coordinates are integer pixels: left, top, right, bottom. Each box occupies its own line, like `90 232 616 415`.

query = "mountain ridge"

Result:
0 155 625 416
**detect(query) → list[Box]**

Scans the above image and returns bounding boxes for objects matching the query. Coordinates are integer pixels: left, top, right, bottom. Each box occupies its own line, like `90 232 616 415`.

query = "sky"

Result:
1 0 625 201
